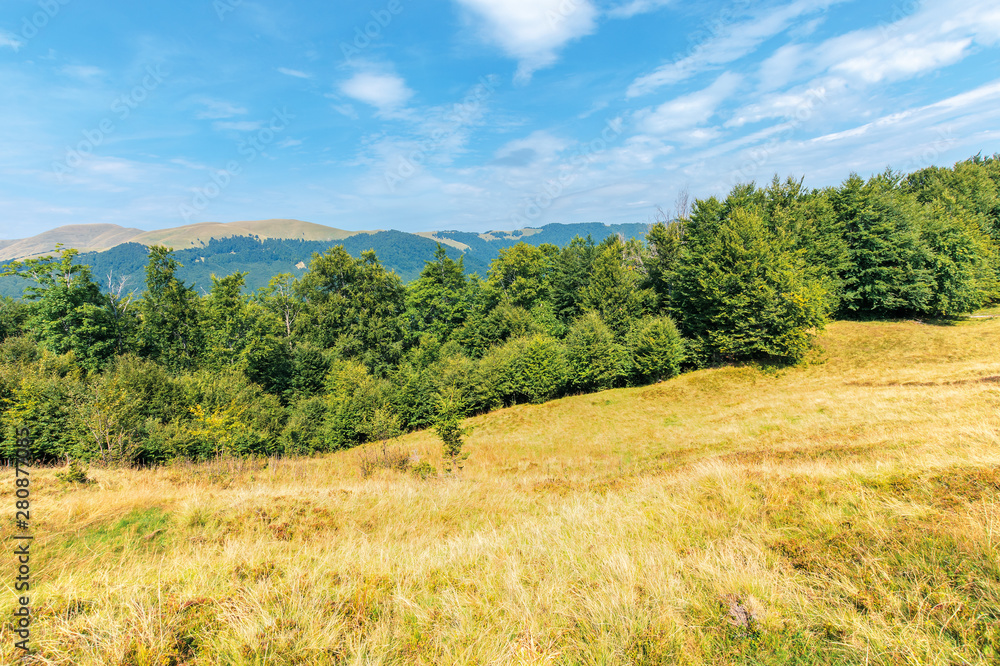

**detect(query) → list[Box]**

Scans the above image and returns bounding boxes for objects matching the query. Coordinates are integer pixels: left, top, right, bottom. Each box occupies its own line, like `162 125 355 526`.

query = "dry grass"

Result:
2 318 1000 665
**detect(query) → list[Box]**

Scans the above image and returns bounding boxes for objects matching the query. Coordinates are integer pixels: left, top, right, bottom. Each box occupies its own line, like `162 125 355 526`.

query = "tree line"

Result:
1 155 998 465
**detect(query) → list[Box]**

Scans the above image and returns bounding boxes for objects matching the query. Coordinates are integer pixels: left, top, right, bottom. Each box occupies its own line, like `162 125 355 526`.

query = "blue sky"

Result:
1 0 999 238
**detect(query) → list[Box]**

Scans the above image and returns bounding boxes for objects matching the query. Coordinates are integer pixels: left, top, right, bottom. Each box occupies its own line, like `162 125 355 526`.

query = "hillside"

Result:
0 221 651 296
0 224 144 261
3 317 998 664
130 219 374 248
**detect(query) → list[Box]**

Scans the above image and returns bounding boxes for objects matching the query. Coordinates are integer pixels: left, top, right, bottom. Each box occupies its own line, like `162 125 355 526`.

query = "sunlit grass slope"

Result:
2 318 999 665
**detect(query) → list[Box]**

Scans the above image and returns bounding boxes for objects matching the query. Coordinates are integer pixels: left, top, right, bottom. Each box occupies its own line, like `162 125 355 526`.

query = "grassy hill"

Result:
2 317 999 664
0 224 144 261
130 219 375 248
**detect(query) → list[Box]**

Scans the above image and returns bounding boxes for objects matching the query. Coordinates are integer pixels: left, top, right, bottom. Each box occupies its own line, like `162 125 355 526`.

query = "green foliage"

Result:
0 353 89 463
550 235 597 321
582 236 652 336
0 296 27 341
643 221 683 311
55 459 94 484
627 316 685 383
485 243 552 310
137 246 203 371
279 396 327 456
406 244 469 341
833 174 935 317
434 395 470 474
673 206 831 364
296 247 406 375
479 334 568 407
563 312 627 392
3 154 999 466
2 249 119 371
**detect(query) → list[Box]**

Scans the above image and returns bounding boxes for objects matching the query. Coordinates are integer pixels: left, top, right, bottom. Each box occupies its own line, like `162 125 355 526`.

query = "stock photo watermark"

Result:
12 427 33 658
384 75 499 192
901 127 957 174
340 0 404 62
729 87 828 185
509 117 624 227
179 107 294 222
878 0 920 38
11 0 71 50
51 64 167 181
214 0 243 21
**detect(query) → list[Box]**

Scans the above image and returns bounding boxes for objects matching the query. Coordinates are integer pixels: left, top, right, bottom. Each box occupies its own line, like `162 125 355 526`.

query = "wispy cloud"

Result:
212 120 263 132
605 0 672 20
61 65 105 79
627 0 840 98
277 67 311 79
0 31 23 52
195 99 248 119
635 72 742 134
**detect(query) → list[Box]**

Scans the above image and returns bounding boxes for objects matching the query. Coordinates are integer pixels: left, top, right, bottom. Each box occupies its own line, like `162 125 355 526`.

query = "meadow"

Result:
2 316 999 665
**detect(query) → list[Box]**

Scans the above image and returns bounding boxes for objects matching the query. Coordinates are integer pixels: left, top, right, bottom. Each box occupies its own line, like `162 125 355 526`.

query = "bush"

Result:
279 396 328 456
564 312 628 392
435 395 470 475
478 334 568 407
55 459 94 485
627 316 685 383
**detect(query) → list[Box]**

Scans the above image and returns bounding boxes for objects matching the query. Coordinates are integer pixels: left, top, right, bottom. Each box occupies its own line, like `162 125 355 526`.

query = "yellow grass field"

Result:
2 318 999 665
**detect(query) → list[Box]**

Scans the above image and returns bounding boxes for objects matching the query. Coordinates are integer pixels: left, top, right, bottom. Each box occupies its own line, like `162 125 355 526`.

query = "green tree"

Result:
137 246 203 371
435 393 470 474
550 235 596 321
296 247 406 374
406 244 469 341
2 249 117 371
833 173 934 317
672 206 830 364
485 243 552 310
582 236 652 336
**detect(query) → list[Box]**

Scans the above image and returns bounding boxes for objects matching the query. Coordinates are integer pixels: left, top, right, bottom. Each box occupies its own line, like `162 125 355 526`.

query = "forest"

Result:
1 155 998 466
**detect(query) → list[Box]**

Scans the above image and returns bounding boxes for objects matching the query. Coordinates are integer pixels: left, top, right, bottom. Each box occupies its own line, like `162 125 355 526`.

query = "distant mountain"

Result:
0 220 373 261
0 224 145 261
0 221 653 298
130 219 377 249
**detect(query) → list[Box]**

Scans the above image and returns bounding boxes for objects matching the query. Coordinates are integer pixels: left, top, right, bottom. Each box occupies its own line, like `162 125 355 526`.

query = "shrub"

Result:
435 396 470 474
478 334 568 407
279 396 328 456
627 316 685 383
564 312 628 392
55 459 94 485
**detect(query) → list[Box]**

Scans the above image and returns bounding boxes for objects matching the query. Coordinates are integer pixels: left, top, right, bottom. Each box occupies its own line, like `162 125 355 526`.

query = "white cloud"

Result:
492 130 570 167
277 67 311 79
277 138 303 148
726 82 836 127
340 72 414 112
769 0 1000 89
196 99 248 119
627 0 840 98
213 121 263 132
61 65 104 79
454 0 598 82
831 38 971 84
605 0 672 19
635 72 742 134
0 31 23 52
